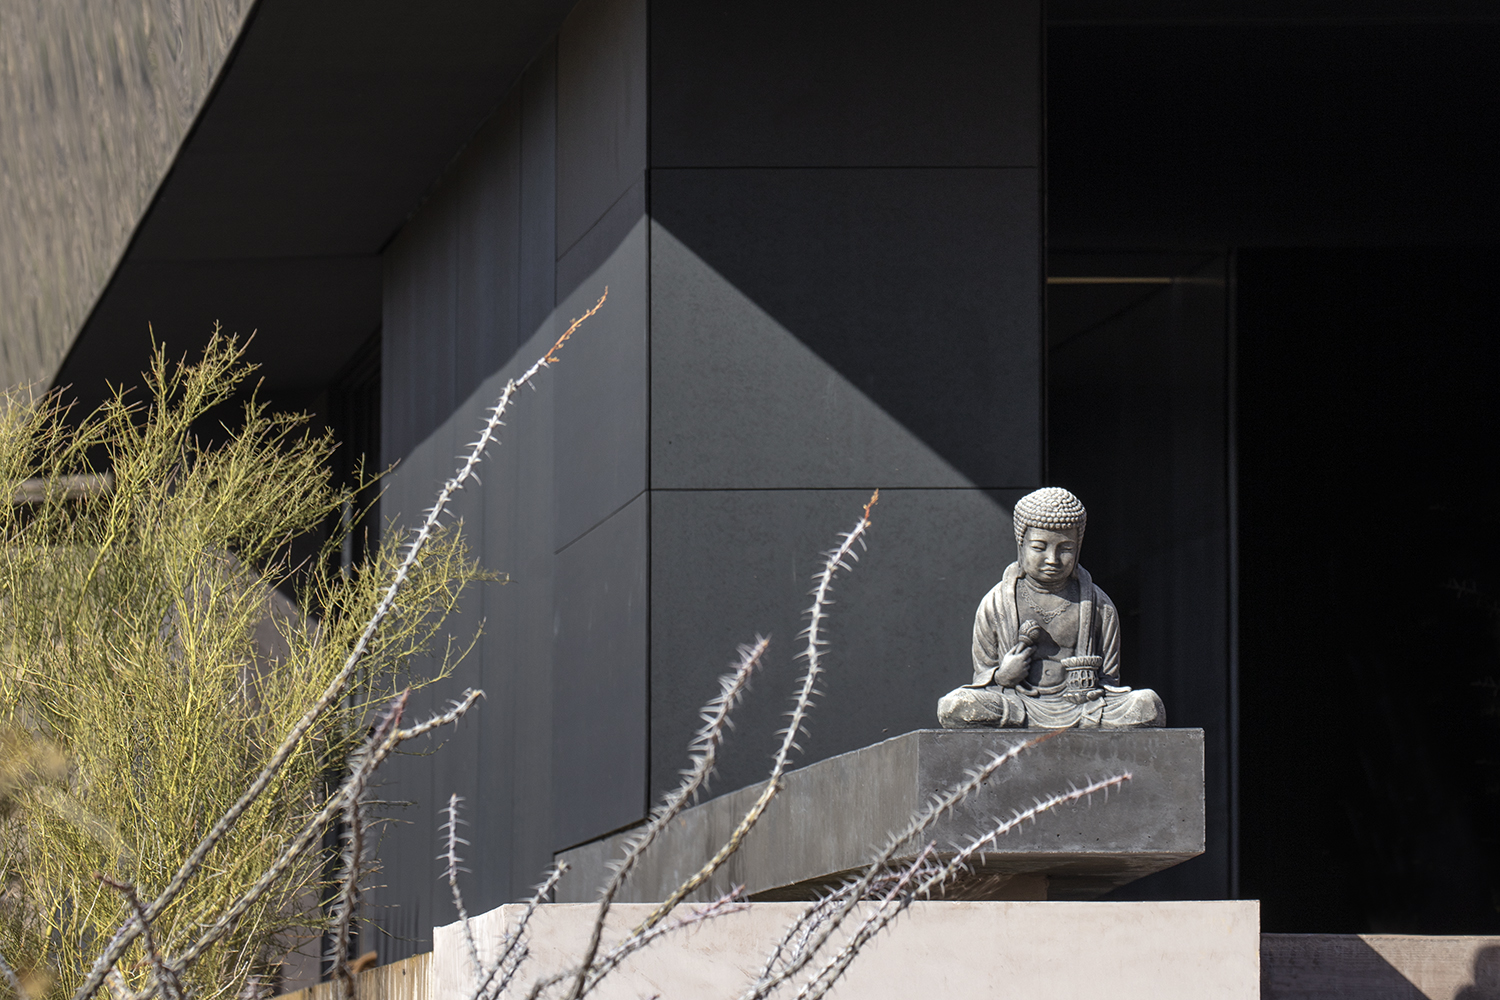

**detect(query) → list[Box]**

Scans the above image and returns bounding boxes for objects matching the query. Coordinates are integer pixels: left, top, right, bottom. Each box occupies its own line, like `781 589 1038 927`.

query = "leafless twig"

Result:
562 636 768 999
329 724 380 1000
580 890 747 995
534 497 877 1000
95 875 182 1000
168 690 482 972
629 494 879 946
444 794 482 983
470 863 570 1000
794 774 1131 1000
755 855 944 987
741 728 1060 1000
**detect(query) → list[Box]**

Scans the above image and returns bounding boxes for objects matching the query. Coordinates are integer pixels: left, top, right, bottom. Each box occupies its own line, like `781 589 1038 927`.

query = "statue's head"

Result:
1012 487 1086 587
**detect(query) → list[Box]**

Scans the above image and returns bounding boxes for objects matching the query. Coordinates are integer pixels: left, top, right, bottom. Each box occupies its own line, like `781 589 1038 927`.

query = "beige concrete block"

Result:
1263 933 1500 999
435 899 1258 999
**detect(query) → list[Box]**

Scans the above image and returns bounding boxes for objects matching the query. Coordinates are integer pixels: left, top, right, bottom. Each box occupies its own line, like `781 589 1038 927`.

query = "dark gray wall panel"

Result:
478 329 560 899
650 168 1042 490
556 176 645 303
552 493 649 850
387 195 460 453
367 425 445 958
373 45 566 959
648 222 966 491
553 183 648 549
383 242 418 466
455 94 523 402
556 0 646 256
650 0 1040 168
438 387 501 924
521 47 558 339
648 487 1026 801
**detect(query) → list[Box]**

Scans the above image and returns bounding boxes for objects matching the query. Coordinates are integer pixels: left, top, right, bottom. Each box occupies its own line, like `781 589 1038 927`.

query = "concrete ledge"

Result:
556 728 1204 902
1262 934 1500 999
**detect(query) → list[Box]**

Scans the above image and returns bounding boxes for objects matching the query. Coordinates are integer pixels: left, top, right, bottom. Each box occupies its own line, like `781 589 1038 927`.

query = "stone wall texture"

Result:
0 0 253 390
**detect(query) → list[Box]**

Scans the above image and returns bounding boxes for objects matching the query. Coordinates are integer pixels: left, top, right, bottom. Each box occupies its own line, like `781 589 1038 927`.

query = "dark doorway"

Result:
1047 253 1234 902
1236 248 1500 933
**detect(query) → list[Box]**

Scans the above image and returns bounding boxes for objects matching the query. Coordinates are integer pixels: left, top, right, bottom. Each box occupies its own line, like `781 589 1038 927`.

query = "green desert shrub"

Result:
0 336 481 1000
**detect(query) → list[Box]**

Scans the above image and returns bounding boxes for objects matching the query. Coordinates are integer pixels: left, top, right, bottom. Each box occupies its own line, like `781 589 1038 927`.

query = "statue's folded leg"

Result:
1101 687 1166 728
937 685 1025 729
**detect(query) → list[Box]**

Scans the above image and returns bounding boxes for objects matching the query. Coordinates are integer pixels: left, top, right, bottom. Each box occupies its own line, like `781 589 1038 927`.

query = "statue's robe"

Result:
937 562 1164 729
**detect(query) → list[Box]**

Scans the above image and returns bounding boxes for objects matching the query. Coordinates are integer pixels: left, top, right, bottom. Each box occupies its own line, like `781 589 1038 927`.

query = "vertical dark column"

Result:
646 1 1045 796
550 0 651 851
372 49 562 961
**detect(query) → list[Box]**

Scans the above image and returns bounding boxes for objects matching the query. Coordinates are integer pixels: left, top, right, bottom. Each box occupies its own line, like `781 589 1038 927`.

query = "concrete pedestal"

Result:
556 728 1204 903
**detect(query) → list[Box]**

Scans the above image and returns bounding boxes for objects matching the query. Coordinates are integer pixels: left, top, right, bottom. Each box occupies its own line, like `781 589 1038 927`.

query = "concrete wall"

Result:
275 930 1500 1000
431 900 1261 999
0 0 254 389
374 0 1044 959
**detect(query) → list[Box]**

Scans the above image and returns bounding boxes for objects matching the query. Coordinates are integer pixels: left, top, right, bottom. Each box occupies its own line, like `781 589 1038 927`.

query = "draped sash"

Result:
968 563 1099 687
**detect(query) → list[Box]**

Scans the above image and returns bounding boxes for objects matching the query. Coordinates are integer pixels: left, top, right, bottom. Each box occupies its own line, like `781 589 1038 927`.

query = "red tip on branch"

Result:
544 288 609 365
862 489 879 525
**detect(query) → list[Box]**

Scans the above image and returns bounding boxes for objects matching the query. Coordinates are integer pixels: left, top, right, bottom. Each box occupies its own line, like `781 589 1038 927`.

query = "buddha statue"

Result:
937 487 1165 730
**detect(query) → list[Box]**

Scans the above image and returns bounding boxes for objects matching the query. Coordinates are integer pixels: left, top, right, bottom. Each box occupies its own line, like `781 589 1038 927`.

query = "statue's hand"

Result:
994 644 1032 688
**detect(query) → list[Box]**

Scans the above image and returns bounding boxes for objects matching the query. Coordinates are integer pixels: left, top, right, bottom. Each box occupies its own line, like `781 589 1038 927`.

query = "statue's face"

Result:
1018 526 1079 586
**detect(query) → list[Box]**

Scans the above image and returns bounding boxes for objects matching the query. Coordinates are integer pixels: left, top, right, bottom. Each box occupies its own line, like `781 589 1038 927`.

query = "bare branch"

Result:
796 774 1132 1000
741 728 1062 1000
104 971 135 1000
563 636 768 999
580 891 747 996
330 728 380 1000
526 891 747 1000
471 863 569 1000
168 690 482 972
626 494 879 955
96 874 182 1000
443 794 481 984
757 858 943 984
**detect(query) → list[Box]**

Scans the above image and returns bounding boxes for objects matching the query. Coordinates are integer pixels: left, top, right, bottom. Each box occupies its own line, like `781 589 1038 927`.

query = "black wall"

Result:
1237 249 1500 933
61 0 1500 953
35 0 1090 971
1048 17 1500 250
1048 8 1500 928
